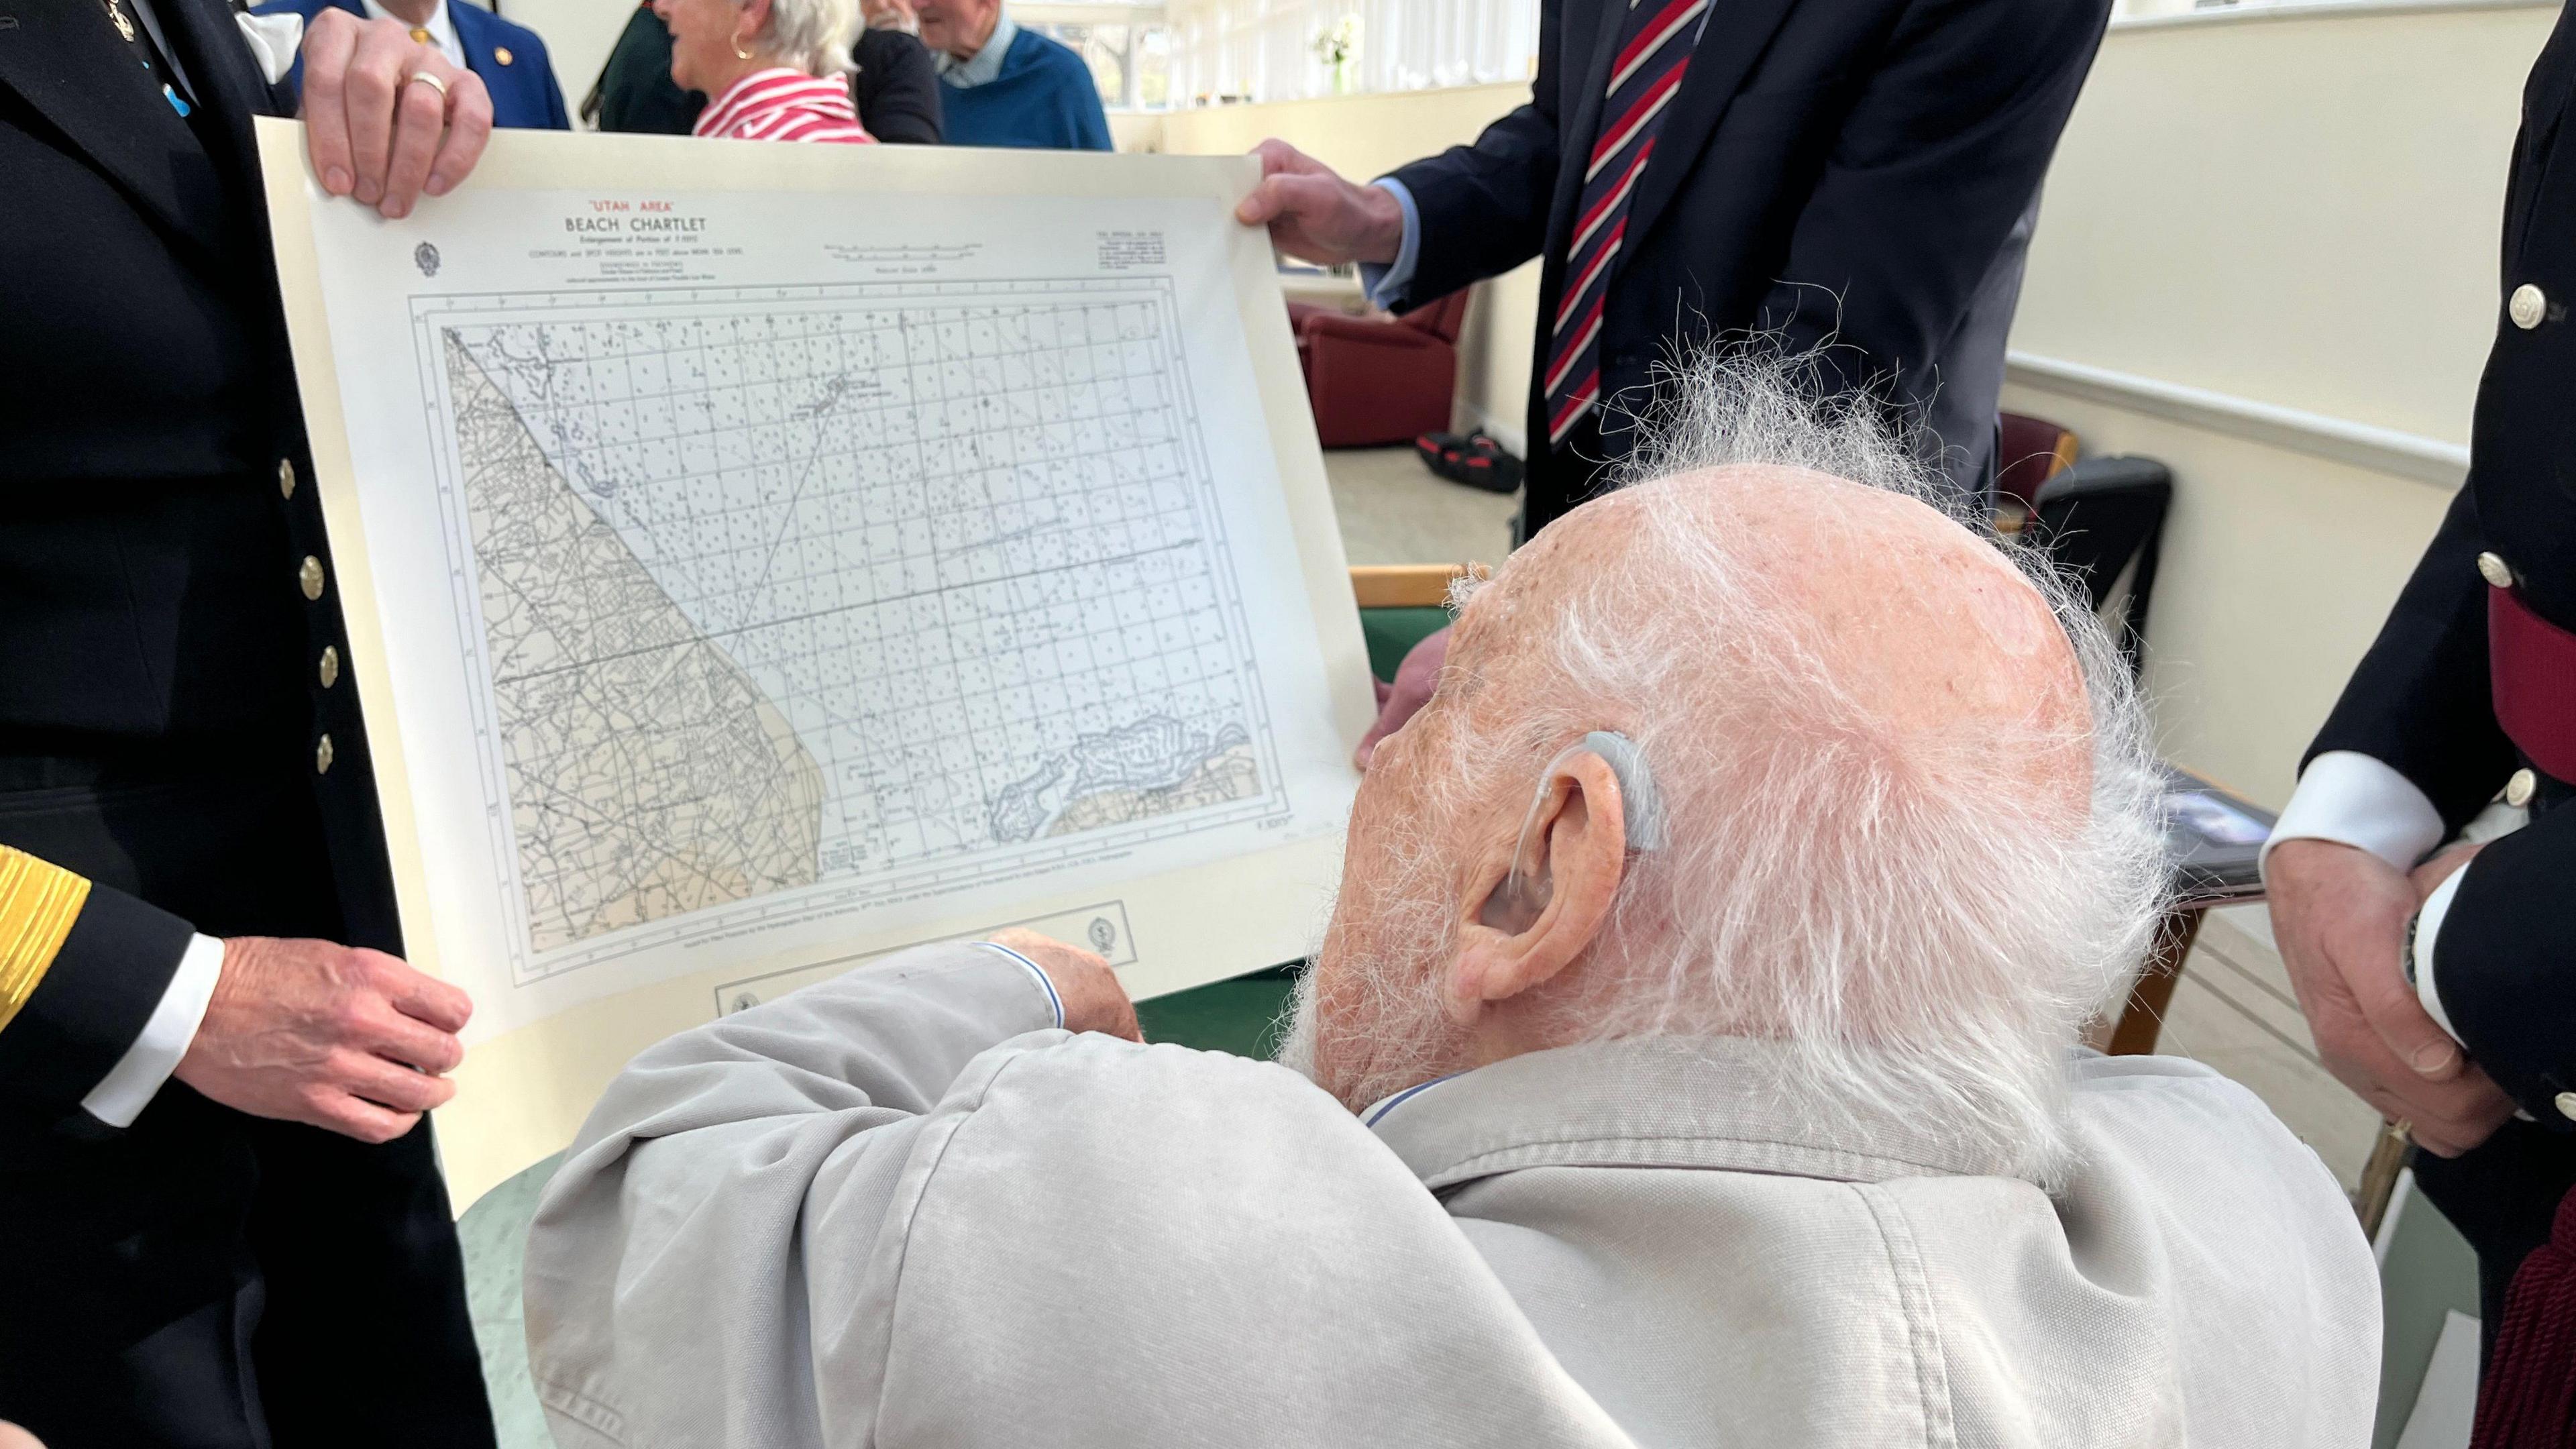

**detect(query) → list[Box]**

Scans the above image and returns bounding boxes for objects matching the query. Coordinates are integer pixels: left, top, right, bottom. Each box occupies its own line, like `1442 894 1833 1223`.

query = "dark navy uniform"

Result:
0 1 492 1443
2296 0 2576 1335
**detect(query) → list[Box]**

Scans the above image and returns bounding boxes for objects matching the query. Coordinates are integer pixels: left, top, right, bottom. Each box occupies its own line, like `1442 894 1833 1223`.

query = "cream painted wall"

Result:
1146 84 1543 447
2000 382 2457 802
1148 82 1524 182
2014 2 2555 445
2006 1 2555 806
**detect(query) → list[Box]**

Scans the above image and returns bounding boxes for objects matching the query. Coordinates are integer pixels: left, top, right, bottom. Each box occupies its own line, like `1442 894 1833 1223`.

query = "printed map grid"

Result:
407 278 1288 984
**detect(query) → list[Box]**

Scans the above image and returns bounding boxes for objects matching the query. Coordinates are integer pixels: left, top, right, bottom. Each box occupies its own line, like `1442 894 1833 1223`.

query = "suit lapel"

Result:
1542 0 1635 252
0 0 224 251
161 0 282 185
1619 0 1799 256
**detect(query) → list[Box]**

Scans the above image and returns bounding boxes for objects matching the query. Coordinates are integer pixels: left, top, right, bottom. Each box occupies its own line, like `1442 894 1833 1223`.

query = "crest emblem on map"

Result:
414 241 441 278
1087 916 1117 955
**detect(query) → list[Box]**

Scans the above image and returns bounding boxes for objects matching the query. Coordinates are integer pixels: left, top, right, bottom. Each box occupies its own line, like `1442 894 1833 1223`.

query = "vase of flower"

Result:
1312 15 1362 95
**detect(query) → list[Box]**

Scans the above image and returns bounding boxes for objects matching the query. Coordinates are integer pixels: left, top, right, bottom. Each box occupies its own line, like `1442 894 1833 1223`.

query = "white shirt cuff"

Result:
2413 864 2468 1046
2261 750 2446 878
974 941 1065 1029
82 932 225 1128
1358 177 1423 311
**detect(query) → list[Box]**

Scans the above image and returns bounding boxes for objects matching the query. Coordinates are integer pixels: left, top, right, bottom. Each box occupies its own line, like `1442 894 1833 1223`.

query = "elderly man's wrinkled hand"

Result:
989 928 1140 1041
299 7 492 219
2267 838 2514 1156
1234 140 1405 268
174 936 473 1144
2410 841 2484 902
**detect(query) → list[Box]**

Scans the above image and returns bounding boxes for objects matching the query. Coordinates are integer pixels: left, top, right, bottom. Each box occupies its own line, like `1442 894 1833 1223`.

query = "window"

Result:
1023 0 1537 111
1163 0 1538 106
1022 6 1173 111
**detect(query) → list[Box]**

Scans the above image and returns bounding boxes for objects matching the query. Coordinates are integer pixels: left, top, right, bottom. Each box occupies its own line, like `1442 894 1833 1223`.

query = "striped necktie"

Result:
1543 0 1711 448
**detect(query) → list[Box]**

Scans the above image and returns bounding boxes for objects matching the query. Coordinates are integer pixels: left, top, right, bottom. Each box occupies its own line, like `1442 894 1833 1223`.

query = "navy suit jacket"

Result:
258 0 570 130
1384 0 2107 534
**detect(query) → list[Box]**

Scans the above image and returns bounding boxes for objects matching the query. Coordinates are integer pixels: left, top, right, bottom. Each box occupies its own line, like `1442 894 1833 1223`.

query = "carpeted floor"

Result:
1324 445 1519 566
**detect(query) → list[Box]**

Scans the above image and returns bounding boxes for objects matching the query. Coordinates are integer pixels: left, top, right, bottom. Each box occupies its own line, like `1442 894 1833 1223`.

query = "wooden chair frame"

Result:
1349 564 1474 610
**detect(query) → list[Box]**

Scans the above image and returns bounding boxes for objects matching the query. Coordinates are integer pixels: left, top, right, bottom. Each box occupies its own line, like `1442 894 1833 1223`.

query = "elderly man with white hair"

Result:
523 355 2379 1448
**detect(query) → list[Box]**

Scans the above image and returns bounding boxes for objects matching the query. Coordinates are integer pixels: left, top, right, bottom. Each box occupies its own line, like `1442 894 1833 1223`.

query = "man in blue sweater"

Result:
916 0 1110 150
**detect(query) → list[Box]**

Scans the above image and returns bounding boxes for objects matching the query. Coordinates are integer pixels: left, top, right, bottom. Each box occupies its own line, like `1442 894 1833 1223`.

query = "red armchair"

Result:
1289 288 1472 448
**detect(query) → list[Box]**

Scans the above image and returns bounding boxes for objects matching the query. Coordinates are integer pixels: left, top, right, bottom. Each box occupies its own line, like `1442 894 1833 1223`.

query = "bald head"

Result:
1287 347 2169 1185
1444 464 2092 824
1657 466 2077 735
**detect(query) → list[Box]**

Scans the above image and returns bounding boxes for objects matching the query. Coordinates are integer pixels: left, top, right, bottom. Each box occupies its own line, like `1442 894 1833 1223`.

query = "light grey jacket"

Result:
524 943 2380 1448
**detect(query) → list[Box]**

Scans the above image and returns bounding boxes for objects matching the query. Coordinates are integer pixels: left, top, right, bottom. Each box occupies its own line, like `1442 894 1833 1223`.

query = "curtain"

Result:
1165 0 1538 105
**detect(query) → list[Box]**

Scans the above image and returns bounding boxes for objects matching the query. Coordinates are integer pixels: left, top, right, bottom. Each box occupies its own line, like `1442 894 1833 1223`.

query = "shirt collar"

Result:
1359 1073 1458 1128
361 0 464 70
935 9 1016 88
1362 1035 2035 1193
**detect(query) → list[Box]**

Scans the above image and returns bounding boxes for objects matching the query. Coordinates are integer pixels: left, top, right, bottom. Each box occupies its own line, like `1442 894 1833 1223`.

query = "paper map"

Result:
438 284 1284 979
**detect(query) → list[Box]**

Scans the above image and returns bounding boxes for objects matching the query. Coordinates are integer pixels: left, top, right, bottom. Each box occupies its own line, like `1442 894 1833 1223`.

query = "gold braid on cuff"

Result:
0 847 91 1036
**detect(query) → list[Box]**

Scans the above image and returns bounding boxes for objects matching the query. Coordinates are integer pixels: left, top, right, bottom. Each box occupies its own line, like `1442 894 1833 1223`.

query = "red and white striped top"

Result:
693 67 876 145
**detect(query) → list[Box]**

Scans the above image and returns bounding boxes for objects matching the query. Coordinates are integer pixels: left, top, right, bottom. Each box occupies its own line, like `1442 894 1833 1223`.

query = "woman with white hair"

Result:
653 0 877 144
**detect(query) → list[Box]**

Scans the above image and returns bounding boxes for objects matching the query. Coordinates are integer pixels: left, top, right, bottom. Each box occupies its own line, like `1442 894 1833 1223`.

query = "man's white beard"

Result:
1276 818 1470 1111
1273 967 1322 1080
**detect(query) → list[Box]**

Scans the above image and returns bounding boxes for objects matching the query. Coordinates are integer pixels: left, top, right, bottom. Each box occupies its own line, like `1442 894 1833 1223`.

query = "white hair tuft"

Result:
753 0 859 76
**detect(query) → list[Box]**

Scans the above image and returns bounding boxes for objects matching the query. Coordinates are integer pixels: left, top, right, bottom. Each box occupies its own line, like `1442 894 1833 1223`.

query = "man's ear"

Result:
1443 750 1628 1024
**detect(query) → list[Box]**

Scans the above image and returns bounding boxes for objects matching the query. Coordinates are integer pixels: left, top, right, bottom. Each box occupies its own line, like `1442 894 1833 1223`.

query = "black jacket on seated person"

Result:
590 2 943 144
1379 0 2106 535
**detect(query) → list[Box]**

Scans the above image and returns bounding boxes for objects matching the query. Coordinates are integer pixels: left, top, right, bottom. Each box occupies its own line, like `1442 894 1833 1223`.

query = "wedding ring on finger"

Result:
405 69 450 105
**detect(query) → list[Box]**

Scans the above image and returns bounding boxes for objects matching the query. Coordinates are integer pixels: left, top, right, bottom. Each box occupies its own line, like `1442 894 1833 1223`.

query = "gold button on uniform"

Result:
2479 551 2516 589
319 645 341 690
278 458 297 499
2509 767 2538 808
299 555 325 600
2512 283 2549 330
315 734 335 775
494 45 513 64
